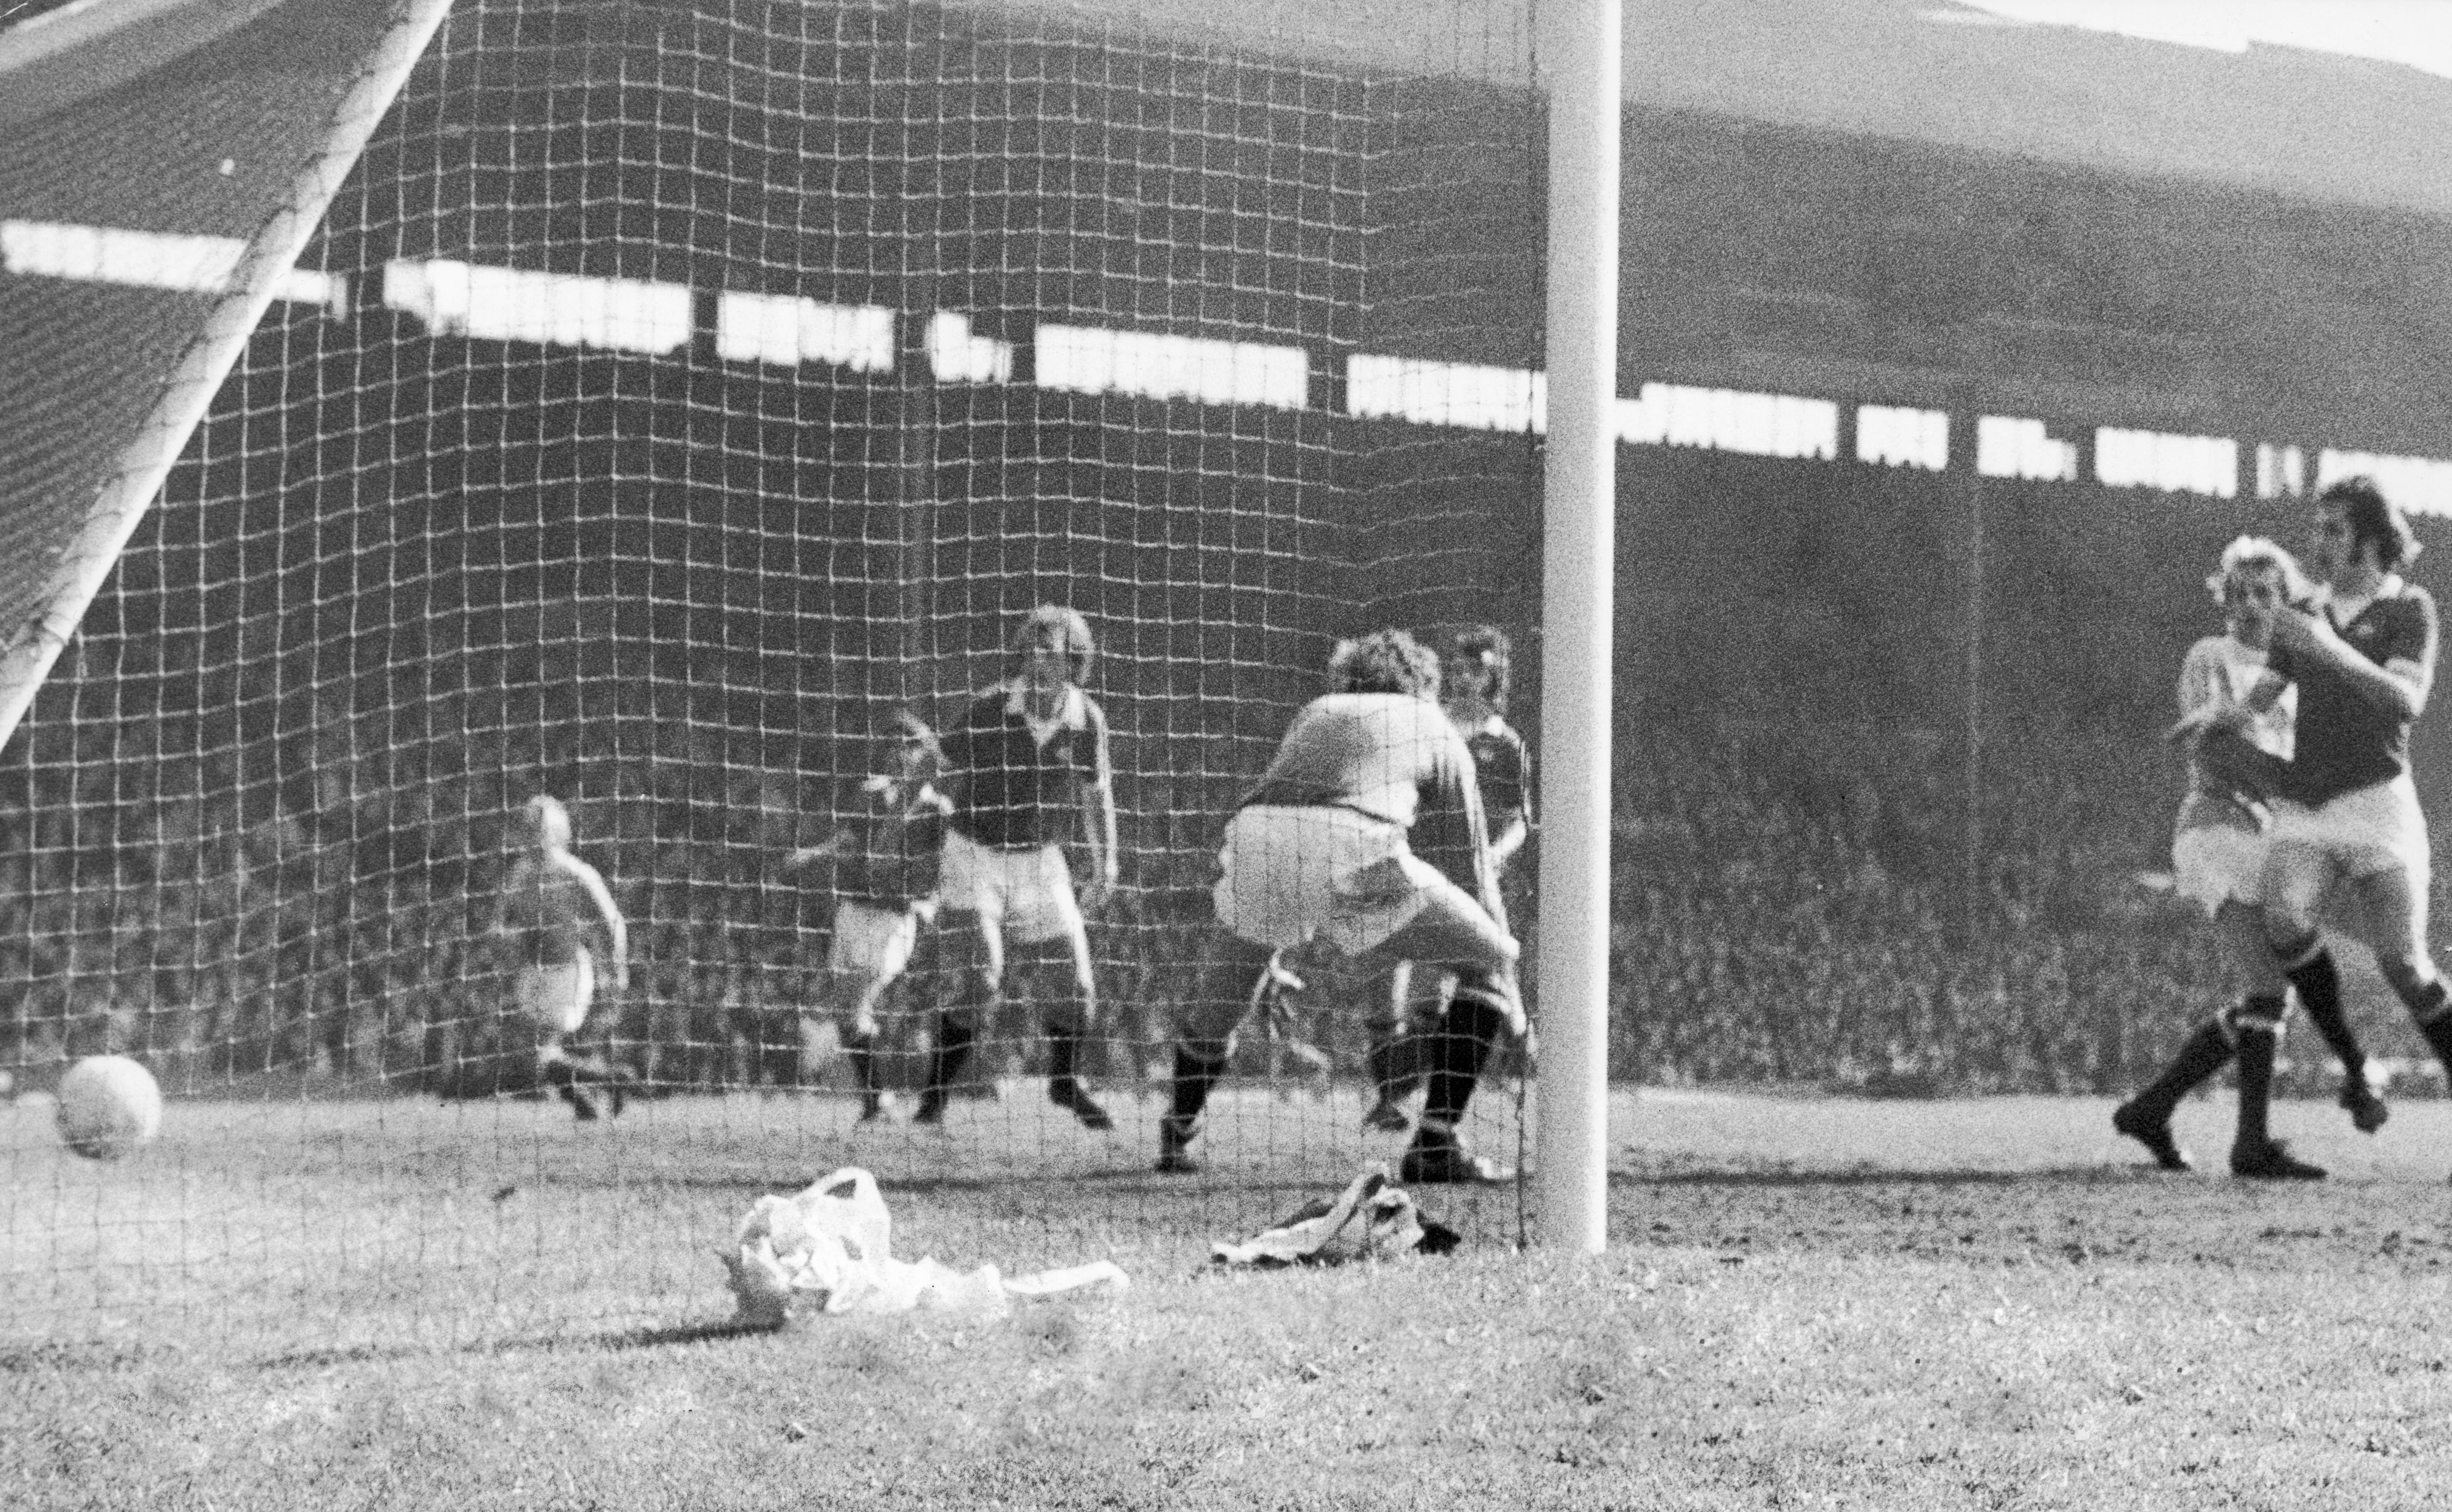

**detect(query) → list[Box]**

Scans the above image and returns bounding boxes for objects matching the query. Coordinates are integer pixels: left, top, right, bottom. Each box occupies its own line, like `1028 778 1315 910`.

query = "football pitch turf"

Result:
6 1086 2452 1508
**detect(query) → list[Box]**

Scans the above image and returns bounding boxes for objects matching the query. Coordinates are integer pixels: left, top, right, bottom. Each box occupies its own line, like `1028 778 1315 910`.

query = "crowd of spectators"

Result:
1 712 2432 1100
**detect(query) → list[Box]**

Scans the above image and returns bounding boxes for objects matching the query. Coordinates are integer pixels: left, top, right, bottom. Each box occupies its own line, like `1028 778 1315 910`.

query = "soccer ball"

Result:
55 1056 163 1162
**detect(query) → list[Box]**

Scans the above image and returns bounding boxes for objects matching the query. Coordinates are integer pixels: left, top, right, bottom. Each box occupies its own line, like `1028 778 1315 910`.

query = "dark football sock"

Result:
2229 997 2285 1149
2123 1015 2235 1125
2287 948 2365 1084
1169 1045 1229 1124
2412 979 2452 1072
1369 1034 1424 1103
919 1018 976 1111
1047 1026 1082 1089
1421 994 1511 1129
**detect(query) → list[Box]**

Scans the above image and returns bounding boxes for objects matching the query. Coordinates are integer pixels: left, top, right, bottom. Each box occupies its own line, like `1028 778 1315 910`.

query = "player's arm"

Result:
2270 601 2432 719
1485 724 1531 868
568 857 631 993
783 827 853 870
1076 697 1120 909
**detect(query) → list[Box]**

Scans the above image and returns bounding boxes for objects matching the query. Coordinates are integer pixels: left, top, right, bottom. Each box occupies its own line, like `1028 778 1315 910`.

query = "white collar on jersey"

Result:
999 680 1084 746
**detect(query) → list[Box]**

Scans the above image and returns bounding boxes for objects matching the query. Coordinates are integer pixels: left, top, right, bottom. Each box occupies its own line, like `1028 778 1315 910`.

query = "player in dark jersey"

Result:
496 795 632 1120
785 712 952 1122
912 605 1120 1129
2237 476 2452 1177
1157 628 1526 1183
2113 537 2385 1178
2183 477 2452 1178
1363 624 1534 1133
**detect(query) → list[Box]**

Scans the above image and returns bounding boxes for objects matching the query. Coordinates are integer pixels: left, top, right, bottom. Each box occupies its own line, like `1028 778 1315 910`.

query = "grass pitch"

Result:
7 1084 2452 1509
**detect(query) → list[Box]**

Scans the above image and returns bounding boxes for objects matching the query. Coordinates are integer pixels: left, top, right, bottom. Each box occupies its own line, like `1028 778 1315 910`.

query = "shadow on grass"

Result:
255 1317 777 1371
1614 1164 2131 1189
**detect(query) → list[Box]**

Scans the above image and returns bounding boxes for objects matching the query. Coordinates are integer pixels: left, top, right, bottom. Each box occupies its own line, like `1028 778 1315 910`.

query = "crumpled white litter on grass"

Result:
720 1166 1127 1327
1210 1164 1460 1267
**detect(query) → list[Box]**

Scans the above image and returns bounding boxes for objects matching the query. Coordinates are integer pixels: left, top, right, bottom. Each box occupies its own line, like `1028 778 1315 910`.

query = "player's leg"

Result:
916 906 999 1124
1156 927 1279 1173
2111 904 2263 1172
1361 868 1522 1185
916 835 1002 1124
2341 858 2452 1131
1362 959 1444 1133
2232 834 2343 1179
1012 846 1110 1129
527 953 620 1121
827 902 917 1121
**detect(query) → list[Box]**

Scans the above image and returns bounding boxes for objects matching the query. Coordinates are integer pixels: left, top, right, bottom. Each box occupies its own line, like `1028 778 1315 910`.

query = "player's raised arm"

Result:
566 854 630 994
2272 601 2429 720
1076 695 1119 910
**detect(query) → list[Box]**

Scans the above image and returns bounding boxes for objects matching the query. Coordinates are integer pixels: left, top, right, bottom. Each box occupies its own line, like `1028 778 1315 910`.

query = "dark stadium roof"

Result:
999 0 2452 220
14 0 2451 217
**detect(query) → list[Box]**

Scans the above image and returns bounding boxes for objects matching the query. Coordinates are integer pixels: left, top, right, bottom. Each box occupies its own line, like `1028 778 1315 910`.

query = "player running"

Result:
496 794 633 1120
2213 478 2452 1177
1363 624 1534 1133
912 605 1120 1130
1157 628 1526 1183
784 712 953 1121
2112 537 2385 1178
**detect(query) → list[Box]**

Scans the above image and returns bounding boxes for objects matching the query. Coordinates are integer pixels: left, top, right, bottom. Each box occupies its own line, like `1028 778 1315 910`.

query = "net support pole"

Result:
0 0 460 756
1533 0 1620 1254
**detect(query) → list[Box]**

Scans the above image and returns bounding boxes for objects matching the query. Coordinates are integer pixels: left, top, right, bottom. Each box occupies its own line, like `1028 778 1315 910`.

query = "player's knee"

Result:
2221 1000 2285 1040
2267 927 2323 972
2375 951 2435 1000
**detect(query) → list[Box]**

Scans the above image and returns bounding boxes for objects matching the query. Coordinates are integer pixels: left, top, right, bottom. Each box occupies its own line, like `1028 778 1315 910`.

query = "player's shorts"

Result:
2171 805 2266 919
2266 774 2429 886
516 950 595 1038
939 830 1084 945
829 898 922 982
1212 804 1445 956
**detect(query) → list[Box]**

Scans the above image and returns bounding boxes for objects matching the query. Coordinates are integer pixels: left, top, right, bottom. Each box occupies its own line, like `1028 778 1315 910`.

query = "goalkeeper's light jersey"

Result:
1238 691 1501 906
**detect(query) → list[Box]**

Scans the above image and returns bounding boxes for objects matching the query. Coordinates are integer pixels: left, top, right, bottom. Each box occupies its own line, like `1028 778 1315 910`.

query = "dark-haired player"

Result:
785 712 953 1121
2237 477 2452 1175
913 605 1120 1129
497 795 633 1120
1364 624 1534 1132
1157 628 1525 1183
2113 537 2384 1179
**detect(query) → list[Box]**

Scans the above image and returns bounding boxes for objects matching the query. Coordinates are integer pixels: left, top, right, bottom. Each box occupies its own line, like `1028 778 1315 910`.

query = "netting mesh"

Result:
1 0 1547 1343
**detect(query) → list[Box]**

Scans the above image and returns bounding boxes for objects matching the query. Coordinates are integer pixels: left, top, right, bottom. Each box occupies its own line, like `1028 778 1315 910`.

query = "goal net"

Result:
1 0 1548 1345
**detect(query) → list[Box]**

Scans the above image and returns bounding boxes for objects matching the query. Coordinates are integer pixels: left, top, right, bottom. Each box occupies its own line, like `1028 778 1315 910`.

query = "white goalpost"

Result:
1533 0 1620 1254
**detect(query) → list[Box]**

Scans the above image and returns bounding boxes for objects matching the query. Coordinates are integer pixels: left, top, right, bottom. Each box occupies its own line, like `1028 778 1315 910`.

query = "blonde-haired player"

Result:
497 795 634 1120
2113 535 2383 1177
913 605 1120 1129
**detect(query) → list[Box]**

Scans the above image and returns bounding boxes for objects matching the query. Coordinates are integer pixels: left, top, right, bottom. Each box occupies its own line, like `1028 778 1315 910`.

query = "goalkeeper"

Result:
784 712 953 1121
497 795 633 1120
1158 628 1525 1183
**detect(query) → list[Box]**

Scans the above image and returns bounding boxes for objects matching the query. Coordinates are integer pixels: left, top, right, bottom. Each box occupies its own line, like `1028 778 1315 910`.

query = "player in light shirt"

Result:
496 795 633 1120
1157 629 1525 1183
